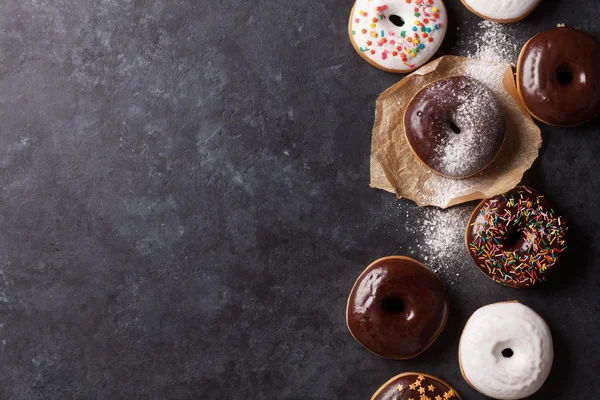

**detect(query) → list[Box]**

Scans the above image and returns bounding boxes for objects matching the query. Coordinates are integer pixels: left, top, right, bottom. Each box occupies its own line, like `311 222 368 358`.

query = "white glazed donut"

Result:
458 301 553 400
461 0 541 22
348 0 448 73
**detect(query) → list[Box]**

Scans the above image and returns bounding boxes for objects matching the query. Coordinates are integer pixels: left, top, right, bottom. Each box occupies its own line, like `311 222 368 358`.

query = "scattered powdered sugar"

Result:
461 62 507 92
458 20 519 65
406 205 473 283
439 135 480 176
417 170 483 206
436 82 504 177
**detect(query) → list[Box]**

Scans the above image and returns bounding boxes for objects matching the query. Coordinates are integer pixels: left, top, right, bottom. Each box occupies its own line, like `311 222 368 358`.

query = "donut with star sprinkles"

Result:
464 186 568 288
371 372 462 400
348 0 448 73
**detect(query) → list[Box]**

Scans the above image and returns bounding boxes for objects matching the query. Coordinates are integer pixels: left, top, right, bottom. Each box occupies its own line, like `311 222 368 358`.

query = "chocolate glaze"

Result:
517 27 600 126
465 186 568 288
372 373 461 400
346 257 448 359
404 76 505 178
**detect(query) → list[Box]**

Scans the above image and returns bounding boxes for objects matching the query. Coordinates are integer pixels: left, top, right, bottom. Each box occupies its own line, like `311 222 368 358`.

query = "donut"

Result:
461 0 541 22
516 27 600 127
404 76 506 179
459 301 553 399
348 0 448 73
346 256 448 359
465 186 567 288
371 372 462 400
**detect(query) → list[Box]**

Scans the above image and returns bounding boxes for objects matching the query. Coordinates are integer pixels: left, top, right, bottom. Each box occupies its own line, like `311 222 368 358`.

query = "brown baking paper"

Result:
370 55 541 208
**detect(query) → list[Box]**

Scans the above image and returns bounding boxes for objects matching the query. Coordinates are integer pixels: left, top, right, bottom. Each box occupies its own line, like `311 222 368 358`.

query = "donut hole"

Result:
556 68 574 85
505 230 523 246
448 120 461 134
381 292 405 314
494 341 519 362
501 348 514 358
389 15 405 27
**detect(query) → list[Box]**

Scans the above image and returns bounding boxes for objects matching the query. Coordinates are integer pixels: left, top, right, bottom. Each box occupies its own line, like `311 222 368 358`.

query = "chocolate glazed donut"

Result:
404 76 506 179
346 256 448 359
464 186 568 288
517 27 600 127
372 372 462 400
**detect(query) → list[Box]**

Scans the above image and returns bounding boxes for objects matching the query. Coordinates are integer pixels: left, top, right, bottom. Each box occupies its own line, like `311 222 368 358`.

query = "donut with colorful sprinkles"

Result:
464 186 567 288
348 0 448 73
371 372 462 400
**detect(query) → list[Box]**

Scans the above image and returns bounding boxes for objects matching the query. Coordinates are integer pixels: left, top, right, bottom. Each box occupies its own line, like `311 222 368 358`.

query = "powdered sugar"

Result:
436 83 504 176
406 205 473 282
406 76 505 178
458 20 519 65
417 169 481 206
439 137 480 176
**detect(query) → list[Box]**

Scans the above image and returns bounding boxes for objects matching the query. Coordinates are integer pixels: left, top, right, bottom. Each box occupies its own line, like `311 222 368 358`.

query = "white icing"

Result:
463 0 540 21
459 302 553 400
350 0 448 72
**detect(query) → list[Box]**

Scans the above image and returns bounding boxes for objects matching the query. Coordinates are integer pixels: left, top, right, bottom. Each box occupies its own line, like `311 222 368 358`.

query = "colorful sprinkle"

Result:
351 0 444 69
467 186 567 288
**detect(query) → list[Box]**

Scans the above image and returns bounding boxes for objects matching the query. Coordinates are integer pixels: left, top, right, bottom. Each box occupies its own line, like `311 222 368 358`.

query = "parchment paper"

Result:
369 55 541 208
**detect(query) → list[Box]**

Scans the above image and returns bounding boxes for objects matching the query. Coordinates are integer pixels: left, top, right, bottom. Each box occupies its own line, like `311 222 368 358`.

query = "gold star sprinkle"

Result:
443 390 455 399
420 395 431 400
409 383 417 390
397 384 404 392
417 375 425 381
418 387 426 394
428 385 435 392
435 396 442 400
413 379 422 387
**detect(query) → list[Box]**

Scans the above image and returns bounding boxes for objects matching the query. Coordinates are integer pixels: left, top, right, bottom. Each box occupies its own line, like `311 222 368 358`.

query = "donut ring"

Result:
346 256 448 359
464 186 567 288
404 76 506 179
348 0 448 73
461 0 541 23
371 372 462 400
516 26 600 127
459 301 553 399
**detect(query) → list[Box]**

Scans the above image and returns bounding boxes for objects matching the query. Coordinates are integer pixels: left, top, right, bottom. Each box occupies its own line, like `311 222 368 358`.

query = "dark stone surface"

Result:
0 0 597 399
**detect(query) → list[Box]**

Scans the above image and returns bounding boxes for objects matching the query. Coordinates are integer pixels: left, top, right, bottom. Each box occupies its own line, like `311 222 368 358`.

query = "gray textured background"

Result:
0 0 598 399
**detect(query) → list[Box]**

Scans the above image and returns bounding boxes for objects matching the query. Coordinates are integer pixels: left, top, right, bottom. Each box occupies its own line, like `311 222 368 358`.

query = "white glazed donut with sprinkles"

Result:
348 0 448 73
